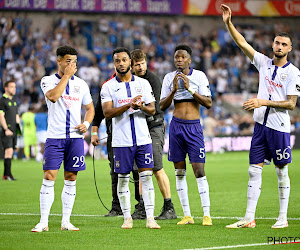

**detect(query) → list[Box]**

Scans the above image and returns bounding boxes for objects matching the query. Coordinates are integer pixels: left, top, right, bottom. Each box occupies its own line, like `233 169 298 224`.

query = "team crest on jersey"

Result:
74 86 80 94
280 74 287 81
115 161 120 168
136 87 142 94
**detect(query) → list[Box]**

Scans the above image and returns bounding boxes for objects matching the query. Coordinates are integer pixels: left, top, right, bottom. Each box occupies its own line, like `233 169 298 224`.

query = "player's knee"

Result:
118 173 130 188
276 165 289 179
248 164 263 179
175 169 186 179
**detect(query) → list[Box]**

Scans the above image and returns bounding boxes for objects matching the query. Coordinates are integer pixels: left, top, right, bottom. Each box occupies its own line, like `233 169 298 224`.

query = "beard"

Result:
274 51 287 59
116 65 131 75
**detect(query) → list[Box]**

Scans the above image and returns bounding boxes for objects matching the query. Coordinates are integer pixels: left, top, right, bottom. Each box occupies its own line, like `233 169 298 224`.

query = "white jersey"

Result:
252 51 300 133
41 73 93 139
101 75 155 147
160 68 211 101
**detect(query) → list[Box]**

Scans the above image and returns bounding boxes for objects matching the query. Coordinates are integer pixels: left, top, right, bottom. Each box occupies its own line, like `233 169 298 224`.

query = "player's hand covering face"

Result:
114 52 131 75
58 54 77 77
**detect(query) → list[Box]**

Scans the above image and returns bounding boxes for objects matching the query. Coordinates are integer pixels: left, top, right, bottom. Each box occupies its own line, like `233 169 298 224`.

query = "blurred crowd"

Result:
0 12 300 142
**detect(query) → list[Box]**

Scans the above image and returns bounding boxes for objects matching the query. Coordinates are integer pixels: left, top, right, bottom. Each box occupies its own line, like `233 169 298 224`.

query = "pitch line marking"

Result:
184 242 269 249
0 213 300 221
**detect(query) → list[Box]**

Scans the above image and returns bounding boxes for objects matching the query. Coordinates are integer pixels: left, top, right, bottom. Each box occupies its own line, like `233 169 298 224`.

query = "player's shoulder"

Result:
287 62 299 73
163 71 176 81
134 75 149 84
41 74 55 83
72 75 88 85
191 68 206 77
102 76 116 89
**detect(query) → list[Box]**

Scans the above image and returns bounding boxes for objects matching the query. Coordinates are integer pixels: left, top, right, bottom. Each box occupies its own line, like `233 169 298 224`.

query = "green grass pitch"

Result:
1 150 299 249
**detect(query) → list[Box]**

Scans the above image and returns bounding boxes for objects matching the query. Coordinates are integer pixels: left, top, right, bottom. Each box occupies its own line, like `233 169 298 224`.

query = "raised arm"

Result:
45 63 77 103
221 4 255 62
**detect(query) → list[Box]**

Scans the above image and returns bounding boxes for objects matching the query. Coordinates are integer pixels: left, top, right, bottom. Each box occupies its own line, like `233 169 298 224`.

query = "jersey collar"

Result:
176 68 193 75
55 73 74 80
272 60 290 68
115 75 135 83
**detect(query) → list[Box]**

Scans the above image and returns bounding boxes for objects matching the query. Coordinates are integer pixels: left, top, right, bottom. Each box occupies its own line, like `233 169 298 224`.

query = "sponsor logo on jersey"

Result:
268 86 274 94
280 74 287 81
296 84 300 92
118 98 133 104
62 95 80 102
265 76 282 88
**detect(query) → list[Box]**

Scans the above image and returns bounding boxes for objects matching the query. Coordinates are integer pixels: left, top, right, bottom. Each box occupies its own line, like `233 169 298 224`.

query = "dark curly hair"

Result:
56 45 78 57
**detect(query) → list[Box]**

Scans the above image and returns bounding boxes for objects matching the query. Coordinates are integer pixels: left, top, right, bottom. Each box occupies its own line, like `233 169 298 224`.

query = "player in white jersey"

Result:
101 47 160 229
31 45 95 232
221 4 300 229
160 45 213 226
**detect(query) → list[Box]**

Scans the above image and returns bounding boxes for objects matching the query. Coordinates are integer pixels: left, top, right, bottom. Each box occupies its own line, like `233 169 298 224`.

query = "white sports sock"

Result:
140 170 155 218
276 165 290 220
196 176 211 217
175 169 191 217
61 180 76 224
117 174 131 219
40 179 55 224
245 165 262 221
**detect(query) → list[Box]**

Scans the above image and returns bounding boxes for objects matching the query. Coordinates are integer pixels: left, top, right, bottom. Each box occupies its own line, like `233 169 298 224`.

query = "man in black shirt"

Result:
130 49 177 220
0 81 20 180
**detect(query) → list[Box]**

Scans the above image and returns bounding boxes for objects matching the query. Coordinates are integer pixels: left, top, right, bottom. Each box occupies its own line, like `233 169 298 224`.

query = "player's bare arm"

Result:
139 101 155 116
46 62 77 103
159 74 179 111
75 102 95 133
221 4 255 61
102 95 142 119
243 95 298 111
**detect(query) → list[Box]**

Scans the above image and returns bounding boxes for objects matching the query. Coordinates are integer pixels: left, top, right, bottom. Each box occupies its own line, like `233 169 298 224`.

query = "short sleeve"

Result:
143 80 155 104
40 76 55 95
160 74 172 100
198 72 211 96
0 98 4 113
287 69 300 96
251 51 267 71
101 83 112 103
82 81 93 105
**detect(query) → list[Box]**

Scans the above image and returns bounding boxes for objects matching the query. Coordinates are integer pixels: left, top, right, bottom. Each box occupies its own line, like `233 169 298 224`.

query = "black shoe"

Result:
155 202 177 220
131 201 146 220
104 208 123 217
9 175 16 181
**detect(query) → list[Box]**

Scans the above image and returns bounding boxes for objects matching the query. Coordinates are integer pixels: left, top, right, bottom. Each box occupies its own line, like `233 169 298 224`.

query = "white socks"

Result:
196 176 211 217
117 174 131 219
140 170 155 218
245 165 262 221
40 179 55 225
61 180 76 224
175 169 191 217
276 166 290 220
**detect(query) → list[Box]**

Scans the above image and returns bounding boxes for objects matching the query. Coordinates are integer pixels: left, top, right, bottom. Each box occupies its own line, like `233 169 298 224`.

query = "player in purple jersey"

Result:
31 45 95 232
221 4 299 229
101 47 160 229
160 45 213 226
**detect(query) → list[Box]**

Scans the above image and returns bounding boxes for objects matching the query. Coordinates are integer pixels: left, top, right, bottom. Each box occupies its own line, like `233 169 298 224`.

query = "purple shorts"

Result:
250 123 292 166
168 116 205 163
113 144 154 174
43 138 86 171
